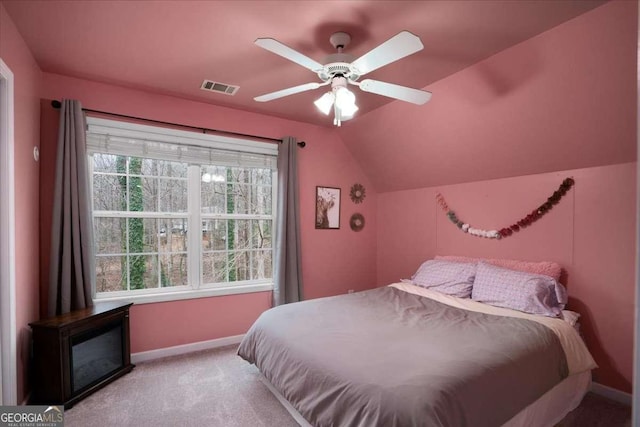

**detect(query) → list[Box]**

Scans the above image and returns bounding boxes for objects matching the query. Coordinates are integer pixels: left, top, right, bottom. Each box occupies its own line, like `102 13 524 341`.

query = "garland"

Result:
436 177 575 239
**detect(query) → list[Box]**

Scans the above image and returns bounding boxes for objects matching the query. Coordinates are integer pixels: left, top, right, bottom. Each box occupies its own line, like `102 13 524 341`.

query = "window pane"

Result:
159 220 188 253
159 178 187 213
252 168 272 186
250 185 272 215
127 218 146 254
93 153 120 173
227 168 245 183
202 252 228 284
142 218 159 253
166 221 188 241
233 220 251 250
202 220 226 251
201 182 226 214
127 176 144 212
160 253 187 286
128 254 147 290
228 250 249 282
251 220 272 249
94 217 125 254
95 255 126 292
93 174 125 211
201 166 227 184
227 183 249 214
141 255 159 289
251 250 272 280
140 177 158 211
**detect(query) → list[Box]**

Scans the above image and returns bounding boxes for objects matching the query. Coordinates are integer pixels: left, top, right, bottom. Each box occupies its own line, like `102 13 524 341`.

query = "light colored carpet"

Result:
65 345 630 427
65 345 297 427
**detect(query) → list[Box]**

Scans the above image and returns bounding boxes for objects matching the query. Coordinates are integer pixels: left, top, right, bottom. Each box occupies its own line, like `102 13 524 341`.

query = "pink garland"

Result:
436 178 575 239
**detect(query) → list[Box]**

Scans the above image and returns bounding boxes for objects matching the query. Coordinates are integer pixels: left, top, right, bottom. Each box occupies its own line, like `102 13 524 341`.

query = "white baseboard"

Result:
590 381 632 406
131 334 244 364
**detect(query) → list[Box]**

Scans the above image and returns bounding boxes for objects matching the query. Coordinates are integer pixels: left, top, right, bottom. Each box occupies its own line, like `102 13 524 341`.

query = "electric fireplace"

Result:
30 302 134 408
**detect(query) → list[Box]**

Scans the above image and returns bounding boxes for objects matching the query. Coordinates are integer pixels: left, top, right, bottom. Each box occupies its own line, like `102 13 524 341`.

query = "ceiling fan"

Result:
254 31 432 126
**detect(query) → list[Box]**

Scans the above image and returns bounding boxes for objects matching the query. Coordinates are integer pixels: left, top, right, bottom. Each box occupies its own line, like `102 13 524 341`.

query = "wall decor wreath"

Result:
436 177 575 239
350 183 366 204
350 213 365 232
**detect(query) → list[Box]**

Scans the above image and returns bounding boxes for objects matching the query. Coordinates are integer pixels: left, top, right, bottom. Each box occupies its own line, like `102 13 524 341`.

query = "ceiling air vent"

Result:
200 80 239 96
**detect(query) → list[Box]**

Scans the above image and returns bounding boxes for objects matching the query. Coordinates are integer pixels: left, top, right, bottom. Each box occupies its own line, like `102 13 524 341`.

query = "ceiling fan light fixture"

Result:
254 30 431 125
335 86 358 117
314 92 335 115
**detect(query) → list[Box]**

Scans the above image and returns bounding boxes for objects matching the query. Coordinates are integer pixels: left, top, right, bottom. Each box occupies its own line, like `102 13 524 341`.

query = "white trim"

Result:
88 116 277 304
0 57 17 405
130 334 244 364
590 381 632 406
94 282 273 305
187 165 201 286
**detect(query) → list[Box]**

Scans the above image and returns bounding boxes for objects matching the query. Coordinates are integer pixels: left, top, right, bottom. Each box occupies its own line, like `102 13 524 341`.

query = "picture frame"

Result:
315 186 341 229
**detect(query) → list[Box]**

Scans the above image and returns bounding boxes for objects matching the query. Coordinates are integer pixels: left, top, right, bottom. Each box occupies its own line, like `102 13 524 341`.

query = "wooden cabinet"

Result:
29 302 134 408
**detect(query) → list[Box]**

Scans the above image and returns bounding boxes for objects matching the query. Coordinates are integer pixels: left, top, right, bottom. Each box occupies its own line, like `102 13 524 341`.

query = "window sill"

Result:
93 283 273 306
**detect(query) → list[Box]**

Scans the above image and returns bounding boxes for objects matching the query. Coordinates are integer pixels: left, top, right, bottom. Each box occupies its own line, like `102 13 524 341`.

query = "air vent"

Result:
200 80 239 96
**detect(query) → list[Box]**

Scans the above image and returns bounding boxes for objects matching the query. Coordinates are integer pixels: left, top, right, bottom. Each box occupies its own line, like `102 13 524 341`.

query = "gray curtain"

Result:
48 99 94 316
273 137 303 306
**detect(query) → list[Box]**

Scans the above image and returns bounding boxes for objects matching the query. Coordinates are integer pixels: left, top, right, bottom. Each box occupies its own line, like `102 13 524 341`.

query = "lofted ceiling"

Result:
2 0 606 127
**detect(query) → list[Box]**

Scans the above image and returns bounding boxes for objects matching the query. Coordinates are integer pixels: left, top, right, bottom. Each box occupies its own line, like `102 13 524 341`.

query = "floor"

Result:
64 345 631 426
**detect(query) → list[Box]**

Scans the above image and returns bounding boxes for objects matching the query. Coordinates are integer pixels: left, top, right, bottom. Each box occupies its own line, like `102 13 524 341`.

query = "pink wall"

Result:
0 3 42 402
38 72 377 353
370 1 637 393
339 1 637 192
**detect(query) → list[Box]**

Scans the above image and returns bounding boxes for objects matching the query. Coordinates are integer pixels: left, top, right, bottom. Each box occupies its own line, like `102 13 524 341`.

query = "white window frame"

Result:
86 117 277 305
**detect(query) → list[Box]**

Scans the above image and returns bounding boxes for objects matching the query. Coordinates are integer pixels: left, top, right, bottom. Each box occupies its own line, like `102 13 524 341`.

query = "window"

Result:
86 117 277 303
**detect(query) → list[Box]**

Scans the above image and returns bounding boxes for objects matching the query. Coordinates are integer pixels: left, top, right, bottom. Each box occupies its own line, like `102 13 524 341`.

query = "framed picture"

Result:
315 186 340 229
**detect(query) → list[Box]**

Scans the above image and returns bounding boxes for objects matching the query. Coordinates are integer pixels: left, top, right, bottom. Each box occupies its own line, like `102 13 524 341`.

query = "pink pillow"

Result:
435 255 562 282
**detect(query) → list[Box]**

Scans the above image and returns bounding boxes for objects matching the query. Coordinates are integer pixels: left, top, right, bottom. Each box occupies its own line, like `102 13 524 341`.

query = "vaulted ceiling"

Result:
3 0 606 127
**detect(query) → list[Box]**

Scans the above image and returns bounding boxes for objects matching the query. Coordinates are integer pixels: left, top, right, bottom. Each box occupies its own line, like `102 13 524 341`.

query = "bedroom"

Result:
0 0 637 425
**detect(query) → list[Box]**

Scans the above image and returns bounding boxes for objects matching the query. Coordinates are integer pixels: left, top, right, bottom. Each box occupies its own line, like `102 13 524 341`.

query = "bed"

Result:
238 262 596 427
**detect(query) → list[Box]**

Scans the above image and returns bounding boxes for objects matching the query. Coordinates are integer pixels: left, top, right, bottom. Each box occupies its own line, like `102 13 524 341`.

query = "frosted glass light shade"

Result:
314 92 334 115
335 87 358 117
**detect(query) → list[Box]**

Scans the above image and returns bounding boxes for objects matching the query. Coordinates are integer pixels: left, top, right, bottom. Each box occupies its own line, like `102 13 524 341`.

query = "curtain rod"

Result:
50 100 306 148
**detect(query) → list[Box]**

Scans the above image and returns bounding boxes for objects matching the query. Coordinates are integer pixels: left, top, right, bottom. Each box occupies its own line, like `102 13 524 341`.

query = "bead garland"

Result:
436 177 575 239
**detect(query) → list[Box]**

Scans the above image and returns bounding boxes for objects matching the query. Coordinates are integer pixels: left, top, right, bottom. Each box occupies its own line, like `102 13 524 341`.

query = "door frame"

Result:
0 57 17 405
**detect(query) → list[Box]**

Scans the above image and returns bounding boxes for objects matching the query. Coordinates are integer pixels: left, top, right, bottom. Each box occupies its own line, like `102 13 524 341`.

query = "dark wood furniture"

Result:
29 302 134 408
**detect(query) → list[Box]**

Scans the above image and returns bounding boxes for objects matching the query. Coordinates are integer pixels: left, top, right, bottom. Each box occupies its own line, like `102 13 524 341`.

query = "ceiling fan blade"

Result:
351 31 424 76
358 79 432 105
255 38 324 72
254 82 321 102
